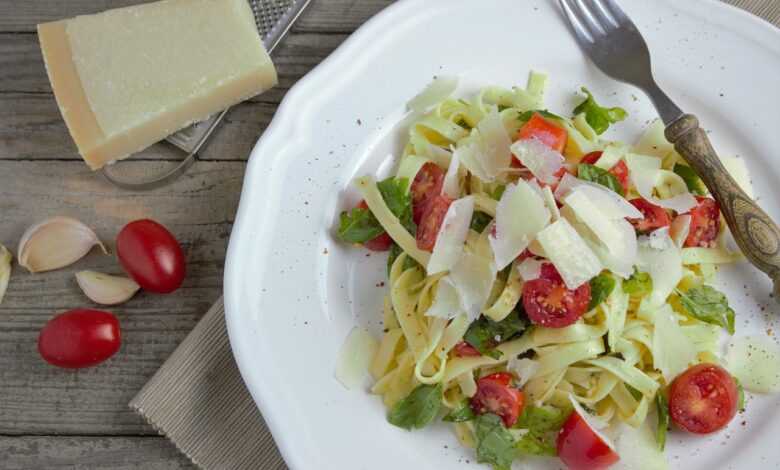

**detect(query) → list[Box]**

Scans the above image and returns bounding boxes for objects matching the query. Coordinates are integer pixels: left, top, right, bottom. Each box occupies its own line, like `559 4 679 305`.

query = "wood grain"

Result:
0 160 243 434
0 436 196 469
0 0 393 33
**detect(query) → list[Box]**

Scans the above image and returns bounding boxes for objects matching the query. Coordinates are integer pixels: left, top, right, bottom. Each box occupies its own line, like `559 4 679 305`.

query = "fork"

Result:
559 0 780 300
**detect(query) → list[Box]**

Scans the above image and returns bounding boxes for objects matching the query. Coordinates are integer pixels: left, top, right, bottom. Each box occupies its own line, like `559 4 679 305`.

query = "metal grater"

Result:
102 0 313 190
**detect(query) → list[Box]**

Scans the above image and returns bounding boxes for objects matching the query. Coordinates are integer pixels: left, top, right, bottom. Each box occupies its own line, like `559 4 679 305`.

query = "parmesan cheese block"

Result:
38 0 278 170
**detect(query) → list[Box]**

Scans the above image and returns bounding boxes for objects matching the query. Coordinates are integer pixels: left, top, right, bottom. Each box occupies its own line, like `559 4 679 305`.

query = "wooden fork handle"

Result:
666 114 780 301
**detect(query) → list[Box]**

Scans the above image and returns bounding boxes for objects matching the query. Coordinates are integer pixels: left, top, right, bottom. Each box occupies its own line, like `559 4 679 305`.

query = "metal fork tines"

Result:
558 0 683 125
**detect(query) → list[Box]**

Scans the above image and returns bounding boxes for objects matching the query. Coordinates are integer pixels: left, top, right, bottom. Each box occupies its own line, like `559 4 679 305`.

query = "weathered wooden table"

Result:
0 0 391 467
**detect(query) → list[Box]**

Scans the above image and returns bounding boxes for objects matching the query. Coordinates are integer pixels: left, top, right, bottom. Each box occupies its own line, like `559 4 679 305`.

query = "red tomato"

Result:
416 195 453 251
627 198 671 233
411 162 445 224
684 197 721 248
557 409 619 470
355 201 392 251
470 372 525 427
522 264 591 328
116 219 186 294
516 248 534 263
668 363 738 434
518 113 568 153
453 341 482 357
579 151 630 194
38 309 121 369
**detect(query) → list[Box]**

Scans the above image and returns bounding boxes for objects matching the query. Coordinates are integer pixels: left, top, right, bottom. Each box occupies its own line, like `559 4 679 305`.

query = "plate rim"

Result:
224 1 780 469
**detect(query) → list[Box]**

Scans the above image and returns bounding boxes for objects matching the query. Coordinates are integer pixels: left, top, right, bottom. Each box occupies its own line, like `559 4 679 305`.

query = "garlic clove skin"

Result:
75 271 140 305
0 244 11 305
18 216 107 273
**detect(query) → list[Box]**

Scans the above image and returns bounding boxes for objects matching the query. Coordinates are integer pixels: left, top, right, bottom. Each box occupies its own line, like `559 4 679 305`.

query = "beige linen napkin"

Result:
130 3 779 469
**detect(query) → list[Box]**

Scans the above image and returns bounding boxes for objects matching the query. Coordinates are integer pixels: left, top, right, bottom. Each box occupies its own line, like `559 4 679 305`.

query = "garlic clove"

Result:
75 270 140 305
18 216 107 273
0 244 11 305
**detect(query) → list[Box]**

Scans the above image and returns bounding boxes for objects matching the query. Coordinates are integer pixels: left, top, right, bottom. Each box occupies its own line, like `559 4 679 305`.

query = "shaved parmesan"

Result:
726 336 780 393
536 218 602 289
441 152 461 198
428 196 474 274
721 156 754 198
637 233 682 307
425 276 463 319
554 172 582 201
477 108 513 176
335 328 379 390
516 257 544 281
541 186 560 221
570 184 642 220
449 251 496 322
396 155 430 189
641 227 671 250
454 136 490 181
407 75 458 112
489 180 550 270
670 214 691 248
510 138 565 184
634 119 674 158
595 143 629 170
652 305 696 382
508 357 540 387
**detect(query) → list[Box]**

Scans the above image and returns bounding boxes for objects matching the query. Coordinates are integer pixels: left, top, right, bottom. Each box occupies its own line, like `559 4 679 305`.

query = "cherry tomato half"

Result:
557 408 619 470
416 195 453 251
579 151 630 195
668 363 738 434
470 372 525 427
522 264 591 328
517 113 568 153
627 198 671 234
38 309 121 369
356 201 392 251
116 219 186 294
453 341 482 357
411 162 445 225
684 197 721 248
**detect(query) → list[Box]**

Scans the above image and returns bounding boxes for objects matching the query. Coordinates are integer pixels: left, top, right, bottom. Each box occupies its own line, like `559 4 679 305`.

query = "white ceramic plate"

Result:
224 1 780 468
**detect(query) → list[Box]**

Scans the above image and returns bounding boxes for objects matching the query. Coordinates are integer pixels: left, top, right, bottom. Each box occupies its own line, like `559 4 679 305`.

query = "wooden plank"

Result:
0 436 196 469
0 32 346 161
0 0 392 33
0 160 244 435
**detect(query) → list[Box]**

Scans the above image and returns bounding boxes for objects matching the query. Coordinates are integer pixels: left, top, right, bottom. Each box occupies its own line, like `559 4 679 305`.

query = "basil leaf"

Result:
443 400 476 423
475 414 517 470
735 378 746 412
588 273 616 311
573 87 628 135
517 109 564 123
673 164 708 196
464 312 528 359
337 207 385 243
677 285 736 334
470 211 494 234
655 394 670 451
377 177 416 235
577 164 625 196
514 406 569 457
491 185 507 201
515 432 557 457
624 270 653 296
387 384 442 431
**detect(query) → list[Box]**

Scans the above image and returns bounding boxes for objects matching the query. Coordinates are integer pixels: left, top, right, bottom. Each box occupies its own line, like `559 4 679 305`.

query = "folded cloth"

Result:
130 3 778 469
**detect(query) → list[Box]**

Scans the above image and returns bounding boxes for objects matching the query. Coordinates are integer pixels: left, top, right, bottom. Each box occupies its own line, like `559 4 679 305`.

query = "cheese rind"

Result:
38 0 278 170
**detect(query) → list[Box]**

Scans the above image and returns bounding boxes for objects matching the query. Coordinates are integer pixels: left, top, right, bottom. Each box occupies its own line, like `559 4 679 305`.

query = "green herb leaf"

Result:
517 109 564 123
470 211 494 234
475 414 517 470
377 177 416 235
443 400 476 423
337 207 385 243
677 285 736 334
588 273 616 311
514 406 569 457
464 312 528 359
577 164 625 196
735 377 746 412
624 270 653 296
655 393 669 451
573 87 628 135
491 185 507 201
387 383 443 431
673 164 708 196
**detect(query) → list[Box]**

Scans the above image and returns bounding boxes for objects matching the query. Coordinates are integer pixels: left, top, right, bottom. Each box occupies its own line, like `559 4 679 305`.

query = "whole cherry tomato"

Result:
116 219 186 293
38 309 121 368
